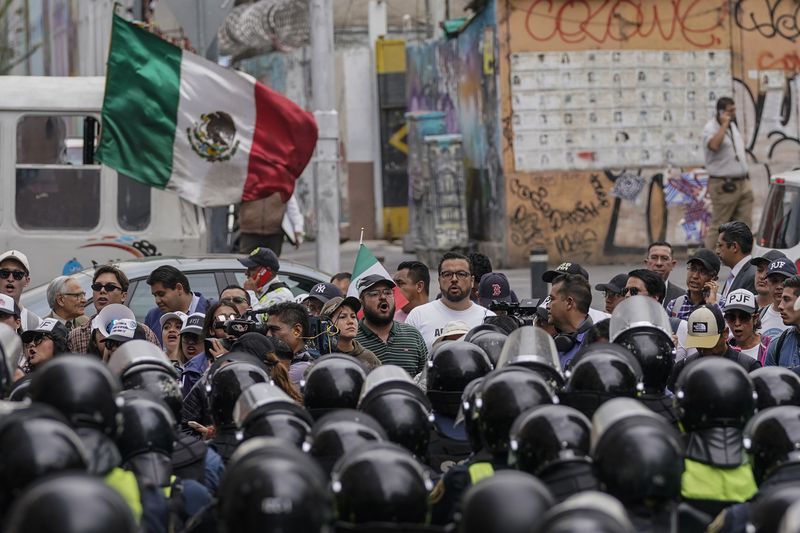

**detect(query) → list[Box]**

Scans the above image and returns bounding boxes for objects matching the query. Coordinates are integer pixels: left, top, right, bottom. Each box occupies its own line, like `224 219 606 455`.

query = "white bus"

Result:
0 76 207 284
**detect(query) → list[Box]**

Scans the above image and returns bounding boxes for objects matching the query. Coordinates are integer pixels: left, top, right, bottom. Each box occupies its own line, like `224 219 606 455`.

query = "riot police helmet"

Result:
0 407 88 511
4 473 137 533
116 391 176 487
27 355 121 437
331 441 432 525
458 470 554 533
233 382 312 446
467 330 508 367
675 357 757 431
107 339 176 378
559 351 643 419
535 491 635 533
427 340 493 416
463 322 507 342
358 365 433 458
218 437 332 533
455 376 486 452
109 340 182 420
591 398 684 505
301 353 367 419
509 404 592 476
209 360 270 426
477 366 557 460
751 367 800 409
749 484 800 533
611 296 675 393
744 405 800 485
496 326 564 388
305 409 387 475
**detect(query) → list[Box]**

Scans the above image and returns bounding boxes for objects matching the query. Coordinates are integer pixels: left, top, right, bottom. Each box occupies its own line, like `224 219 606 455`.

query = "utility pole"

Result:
310 0 340 274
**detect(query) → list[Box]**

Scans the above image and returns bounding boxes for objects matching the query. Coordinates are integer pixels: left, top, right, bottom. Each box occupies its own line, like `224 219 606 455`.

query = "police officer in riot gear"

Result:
430 366 556 526
220 437 333 533
559 349 643 419
4 473 138 533
27 355 122 475
592 398 707 532
233 382 313 447
457 470 554 533
208 359 271 463
301 353 367 419
750 366 800 409
331 441 432 529
535 491 635 533
304 409 387 476
675 357 757 522
709 406 800 532
465 326 507 367
358 365 434 461
610 296 679 425
509 404 600 502
426 340 493 474
495 326 564 389
456 376 486 453
0 404 88 514
109 340 224 493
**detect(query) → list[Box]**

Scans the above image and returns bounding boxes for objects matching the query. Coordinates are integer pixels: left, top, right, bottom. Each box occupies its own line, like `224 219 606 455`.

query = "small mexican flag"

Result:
347 244 409 309
96 14 317 207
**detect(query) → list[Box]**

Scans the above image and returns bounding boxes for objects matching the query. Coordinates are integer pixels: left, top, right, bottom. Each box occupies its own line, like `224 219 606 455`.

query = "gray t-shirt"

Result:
702 118 748 178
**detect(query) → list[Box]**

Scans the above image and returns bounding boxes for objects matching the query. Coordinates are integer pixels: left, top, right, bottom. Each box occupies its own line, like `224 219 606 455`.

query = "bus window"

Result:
15 115 100 230
118 174 151 231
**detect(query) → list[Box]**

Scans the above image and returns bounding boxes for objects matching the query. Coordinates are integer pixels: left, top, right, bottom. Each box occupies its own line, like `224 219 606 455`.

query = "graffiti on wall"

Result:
734 0 800 42
520 0 729 48
406 6 505 244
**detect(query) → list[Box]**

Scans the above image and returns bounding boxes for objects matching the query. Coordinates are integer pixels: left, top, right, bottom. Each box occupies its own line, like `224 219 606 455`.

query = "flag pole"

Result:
359 227 365 246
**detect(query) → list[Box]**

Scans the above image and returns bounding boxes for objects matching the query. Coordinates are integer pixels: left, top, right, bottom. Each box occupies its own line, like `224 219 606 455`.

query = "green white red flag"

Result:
347 244 409 309
96 14 317 207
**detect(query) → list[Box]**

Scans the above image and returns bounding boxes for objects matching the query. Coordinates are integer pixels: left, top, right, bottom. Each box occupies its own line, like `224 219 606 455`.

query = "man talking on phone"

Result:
703 97 752 250
239 247 294 311
666 249 722 320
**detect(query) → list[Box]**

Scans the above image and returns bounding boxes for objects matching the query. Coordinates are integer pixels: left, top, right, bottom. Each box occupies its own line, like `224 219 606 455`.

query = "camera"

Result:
307 316 339 355
488 298 541 327
225 317 268 337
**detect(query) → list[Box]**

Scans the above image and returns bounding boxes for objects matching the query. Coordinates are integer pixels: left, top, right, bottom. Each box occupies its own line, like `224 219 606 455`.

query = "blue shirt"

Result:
559 331 588 369
144 293 210 346
764 328 800 371
181 352 209 397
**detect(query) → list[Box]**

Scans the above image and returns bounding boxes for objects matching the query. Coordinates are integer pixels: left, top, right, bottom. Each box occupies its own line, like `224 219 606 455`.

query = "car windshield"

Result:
759 184 800 249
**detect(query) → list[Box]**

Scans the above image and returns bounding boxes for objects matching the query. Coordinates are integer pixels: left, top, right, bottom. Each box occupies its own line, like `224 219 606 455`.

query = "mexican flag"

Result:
347 244 409 309
96 14 317 207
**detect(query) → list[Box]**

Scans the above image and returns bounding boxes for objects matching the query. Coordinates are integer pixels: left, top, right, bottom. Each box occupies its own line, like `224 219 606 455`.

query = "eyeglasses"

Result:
91 283 122 292
62 292 86 299
0 269 26 281
623 287 640 296
604 290 622 299
181 333 201 343
104 339 123 351
364 289 394 298
26 334 50 347
724 311 753 323
221 296 248 305
440 271 471 280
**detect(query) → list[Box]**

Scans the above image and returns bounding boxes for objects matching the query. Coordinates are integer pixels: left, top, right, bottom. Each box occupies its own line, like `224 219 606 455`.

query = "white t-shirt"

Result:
759 305 789 341
406 299 496 352
738 344 760 360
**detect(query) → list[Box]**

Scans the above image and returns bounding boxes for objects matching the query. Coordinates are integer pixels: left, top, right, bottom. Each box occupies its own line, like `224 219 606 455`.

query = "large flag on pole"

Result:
347 244 409 310
95 14 317 207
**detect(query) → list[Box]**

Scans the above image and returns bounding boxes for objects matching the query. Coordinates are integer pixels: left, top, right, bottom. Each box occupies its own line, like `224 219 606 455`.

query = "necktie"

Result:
723 271 735 297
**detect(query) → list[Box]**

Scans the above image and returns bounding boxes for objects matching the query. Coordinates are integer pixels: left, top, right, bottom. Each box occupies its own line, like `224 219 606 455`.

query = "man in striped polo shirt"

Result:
355 274 428 377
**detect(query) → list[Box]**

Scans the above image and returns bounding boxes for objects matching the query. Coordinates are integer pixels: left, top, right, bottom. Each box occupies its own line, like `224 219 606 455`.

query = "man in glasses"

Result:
68 265 158 353
219 285 252 316
45 276 88 332
0 250 39 332
594 273 628 314
406 252 495 353
355 274 428 377
665 249 721 320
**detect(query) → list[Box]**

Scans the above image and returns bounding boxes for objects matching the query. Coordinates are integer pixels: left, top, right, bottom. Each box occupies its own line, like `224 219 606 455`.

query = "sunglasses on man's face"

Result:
221 297 248 305
0 269 25 281
91 283 122 292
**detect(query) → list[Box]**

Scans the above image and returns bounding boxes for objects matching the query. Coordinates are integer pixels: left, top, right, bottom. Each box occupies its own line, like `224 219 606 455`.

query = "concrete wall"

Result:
497 0 800 266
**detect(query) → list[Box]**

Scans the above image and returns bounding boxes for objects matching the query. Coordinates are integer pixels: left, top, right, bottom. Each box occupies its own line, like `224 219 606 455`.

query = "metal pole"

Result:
310 0 340 274
368 0 387 240
530 248 549 300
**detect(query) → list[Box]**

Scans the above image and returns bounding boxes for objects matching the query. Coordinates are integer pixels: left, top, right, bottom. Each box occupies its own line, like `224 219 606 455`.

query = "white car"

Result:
756 169 800 266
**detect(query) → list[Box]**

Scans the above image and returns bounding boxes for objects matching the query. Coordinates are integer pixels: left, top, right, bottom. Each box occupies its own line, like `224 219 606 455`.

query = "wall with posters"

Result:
497 0 800 266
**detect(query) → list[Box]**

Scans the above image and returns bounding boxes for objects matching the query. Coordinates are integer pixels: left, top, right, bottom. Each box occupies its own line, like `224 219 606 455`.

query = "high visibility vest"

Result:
681 459 757 503
468 462 495 485
105 468 176 524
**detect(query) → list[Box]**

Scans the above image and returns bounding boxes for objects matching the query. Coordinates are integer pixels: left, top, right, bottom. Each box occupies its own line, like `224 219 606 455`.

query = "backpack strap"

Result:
772 328 792 364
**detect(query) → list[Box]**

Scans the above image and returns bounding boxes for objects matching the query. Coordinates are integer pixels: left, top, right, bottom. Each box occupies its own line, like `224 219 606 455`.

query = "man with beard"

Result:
355 274 427 377
406 252 495 352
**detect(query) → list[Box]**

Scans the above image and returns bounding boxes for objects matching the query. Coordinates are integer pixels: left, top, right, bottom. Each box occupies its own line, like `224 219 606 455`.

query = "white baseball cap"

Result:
105 318 140 343
723 289 757 314
159 311 187 330
0 294 19 317
0 250 30 274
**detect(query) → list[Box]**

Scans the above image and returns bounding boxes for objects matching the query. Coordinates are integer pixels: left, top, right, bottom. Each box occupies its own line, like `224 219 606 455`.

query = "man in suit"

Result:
716 220 756 298
644 241 686 309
